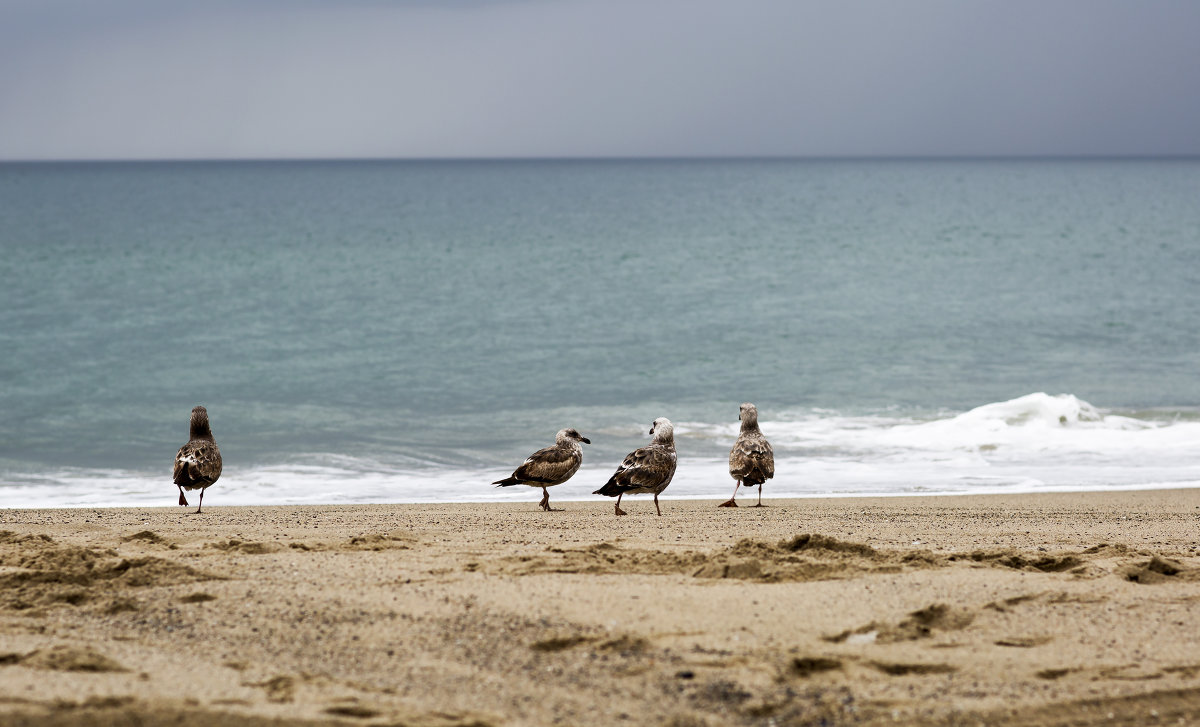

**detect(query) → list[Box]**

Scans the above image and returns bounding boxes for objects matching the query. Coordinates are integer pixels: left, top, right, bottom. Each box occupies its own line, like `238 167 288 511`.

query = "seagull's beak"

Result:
580 436 591 444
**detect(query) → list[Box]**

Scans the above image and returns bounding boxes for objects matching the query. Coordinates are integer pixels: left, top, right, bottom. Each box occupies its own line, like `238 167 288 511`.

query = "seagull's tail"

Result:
173 461 196 487
743 470 768 487
493 476 521 487
592 478 623 497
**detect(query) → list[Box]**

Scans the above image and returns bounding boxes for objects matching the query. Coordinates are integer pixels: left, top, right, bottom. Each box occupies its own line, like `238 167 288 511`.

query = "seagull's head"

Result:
649 417 674 443
739 402 758 424
558 428 591 445
189 405 214 440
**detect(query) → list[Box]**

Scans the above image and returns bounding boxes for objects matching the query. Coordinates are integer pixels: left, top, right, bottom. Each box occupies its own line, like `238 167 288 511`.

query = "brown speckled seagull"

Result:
594 417 676 516
494 428 591 511
173 405 223 514
719 403 774 508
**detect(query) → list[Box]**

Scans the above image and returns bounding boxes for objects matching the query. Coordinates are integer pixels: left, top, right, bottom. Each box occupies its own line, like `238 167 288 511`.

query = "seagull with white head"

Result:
720 403 774 508
594 417 677 516
494 428 591 511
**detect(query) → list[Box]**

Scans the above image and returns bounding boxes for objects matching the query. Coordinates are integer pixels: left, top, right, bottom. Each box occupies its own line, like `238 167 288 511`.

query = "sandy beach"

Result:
2 490 1199 726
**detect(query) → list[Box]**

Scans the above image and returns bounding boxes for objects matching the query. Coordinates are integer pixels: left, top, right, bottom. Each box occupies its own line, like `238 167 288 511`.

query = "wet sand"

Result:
2 489 1200 726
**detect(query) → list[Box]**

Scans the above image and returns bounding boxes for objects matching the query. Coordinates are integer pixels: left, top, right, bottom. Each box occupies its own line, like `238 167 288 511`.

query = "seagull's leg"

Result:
540 487 551 511
614 493 626 516
195 488 204 515
653 493 661 516
178 486 189 507
750 484 765 507
718 480 741 507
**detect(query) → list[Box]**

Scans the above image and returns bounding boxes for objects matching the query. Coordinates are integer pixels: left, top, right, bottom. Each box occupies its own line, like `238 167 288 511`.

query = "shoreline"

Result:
6 479 1200 512
2 489 1199 726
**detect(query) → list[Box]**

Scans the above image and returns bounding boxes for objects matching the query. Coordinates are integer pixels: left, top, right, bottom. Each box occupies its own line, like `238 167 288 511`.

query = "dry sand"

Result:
2 489 1200 726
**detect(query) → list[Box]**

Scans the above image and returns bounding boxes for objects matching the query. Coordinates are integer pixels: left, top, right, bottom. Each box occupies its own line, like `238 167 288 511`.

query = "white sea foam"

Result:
3 394 1198 508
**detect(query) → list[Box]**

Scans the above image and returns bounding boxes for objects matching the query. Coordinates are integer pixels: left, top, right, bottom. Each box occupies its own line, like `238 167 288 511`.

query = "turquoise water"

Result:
2 159 1198 506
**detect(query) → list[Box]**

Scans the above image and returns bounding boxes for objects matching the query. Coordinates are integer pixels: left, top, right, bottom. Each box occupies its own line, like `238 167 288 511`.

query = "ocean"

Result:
1 158 1198 508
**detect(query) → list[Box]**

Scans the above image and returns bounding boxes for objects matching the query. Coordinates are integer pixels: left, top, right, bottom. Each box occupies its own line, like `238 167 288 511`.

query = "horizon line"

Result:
3 153 1199 165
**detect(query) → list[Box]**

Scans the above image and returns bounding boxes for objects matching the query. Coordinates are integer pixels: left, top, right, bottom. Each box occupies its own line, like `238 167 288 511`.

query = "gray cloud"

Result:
2 0 1198 159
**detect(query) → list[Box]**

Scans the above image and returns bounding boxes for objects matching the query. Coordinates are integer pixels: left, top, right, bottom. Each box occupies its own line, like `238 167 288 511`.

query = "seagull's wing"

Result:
730 433 774 482
513 444 582 485
610 445 676 490
174 440 223 488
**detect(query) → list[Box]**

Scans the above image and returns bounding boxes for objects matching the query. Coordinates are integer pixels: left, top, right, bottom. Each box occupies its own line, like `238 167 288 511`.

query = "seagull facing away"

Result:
173 405 223 514
494 428 591 511
594 417 677 516
719 403 774 508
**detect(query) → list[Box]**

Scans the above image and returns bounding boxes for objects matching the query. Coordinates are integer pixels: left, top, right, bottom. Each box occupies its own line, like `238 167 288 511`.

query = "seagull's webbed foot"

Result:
614 505 627 516
750 503 767 508
178 489 189 507
720 482 742 508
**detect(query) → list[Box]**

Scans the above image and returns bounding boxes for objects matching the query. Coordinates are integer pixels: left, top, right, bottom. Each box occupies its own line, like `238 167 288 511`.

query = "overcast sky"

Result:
2 0 1198 160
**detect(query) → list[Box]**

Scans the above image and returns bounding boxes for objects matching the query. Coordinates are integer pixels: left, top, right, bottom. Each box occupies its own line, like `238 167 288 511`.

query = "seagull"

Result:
494 428 591 511
719 403 774 508
594 417 677 516
173 405 223 514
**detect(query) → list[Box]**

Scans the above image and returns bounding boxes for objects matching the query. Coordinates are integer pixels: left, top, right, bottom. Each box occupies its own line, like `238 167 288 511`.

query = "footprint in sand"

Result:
324 703 381 718
870 661 957 676
179 592 217 603
122 530 174 547
824 602 975 644
207 539 283 554
787 656 843 678
244 675 296 703
17 645 128 673
1036 667 1076 680
995 635 1054 648
1123 556 1197 584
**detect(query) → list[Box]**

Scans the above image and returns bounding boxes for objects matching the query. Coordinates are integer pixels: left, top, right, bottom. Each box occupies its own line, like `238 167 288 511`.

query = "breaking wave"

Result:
3 394 1198 508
